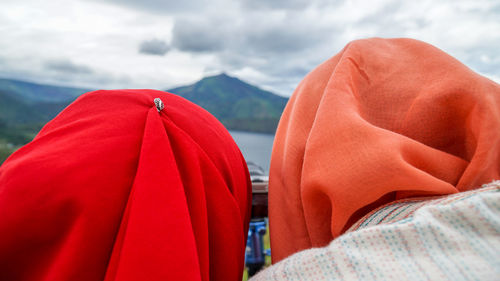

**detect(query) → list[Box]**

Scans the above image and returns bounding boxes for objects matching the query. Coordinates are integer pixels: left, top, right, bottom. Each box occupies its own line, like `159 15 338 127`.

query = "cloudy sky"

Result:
0 0 499 96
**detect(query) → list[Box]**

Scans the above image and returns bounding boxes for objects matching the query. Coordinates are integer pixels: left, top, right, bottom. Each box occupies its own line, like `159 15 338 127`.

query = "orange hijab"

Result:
269 38 500 262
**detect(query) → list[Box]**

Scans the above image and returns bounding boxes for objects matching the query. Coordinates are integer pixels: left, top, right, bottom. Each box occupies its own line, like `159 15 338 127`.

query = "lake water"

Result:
229 131 274 173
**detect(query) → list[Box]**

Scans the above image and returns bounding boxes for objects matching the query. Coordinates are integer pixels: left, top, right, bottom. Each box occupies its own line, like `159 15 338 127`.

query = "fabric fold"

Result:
269 38 500 262
104 107 201 281
0 89 251 281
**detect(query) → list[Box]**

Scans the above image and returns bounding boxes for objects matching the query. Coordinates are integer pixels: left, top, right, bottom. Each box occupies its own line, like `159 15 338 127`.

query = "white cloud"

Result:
0 0 499 95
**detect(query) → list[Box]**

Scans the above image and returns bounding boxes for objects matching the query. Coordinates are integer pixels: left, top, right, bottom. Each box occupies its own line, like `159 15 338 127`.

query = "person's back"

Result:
255 38 500 280
0 90 252 281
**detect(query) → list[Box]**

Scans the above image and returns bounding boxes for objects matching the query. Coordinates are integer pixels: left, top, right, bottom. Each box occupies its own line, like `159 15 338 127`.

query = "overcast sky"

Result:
0 0 499 96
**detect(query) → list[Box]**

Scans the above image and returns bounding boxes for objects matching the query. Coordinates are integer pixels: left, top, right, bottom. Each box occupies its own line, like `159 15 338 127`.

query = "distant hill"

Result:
0 78 84 131
0 74 289 162
0 89 74 160
0 78 90 103
168 73 288 133
0 79 85 162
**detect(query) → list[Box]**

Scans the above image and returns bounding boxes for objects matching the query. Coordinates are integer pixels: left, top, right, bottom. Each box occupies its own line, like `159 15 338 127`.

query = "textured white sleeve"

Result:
251 183 500 281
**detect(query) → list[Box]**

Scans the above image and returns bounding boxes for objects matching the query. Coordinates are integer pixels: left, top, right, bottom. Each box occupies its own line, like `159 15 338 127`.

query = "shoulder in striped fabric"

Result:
347 180 500 233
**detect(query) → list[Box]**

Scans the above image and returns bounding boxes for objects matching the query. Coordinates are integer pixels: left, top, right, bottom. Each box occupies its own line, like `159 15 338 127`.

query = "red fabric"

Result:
0 90 251 281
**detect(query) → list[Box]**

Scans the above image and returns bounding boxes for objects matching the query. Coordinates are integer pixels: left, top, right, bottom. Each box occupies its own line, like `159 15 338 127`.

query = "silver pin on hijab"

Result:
154 98 164 112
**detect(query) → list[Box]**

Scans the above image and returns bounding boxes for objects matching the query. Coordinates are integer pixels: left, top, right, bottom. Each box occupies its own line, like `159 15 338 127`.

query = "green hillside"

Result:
168 73 288 133
0 74 288 163
0 78 89 103
0 89 74 163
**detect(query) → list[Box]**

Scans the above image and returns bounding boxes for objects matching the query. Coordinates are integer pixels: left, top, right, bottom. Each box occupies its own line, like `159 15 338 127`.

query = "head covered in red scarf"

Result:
0 90 252 281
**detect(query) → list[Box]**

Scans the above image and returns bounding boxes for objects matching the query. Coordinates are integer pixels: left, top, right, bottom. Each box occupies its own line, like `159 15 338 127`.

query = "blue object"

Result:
245 219 268 265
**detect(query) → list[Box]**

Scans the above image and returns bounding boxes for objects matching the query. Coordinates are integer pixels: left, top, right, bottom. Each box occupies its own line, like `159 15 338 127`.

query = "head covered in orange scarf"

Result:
0 90 251 281
269 38 500 262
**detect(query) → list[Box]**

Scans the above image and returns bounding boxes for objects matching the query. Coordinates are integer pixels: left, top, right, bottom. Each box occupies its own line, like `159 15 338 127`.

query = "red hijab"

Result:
269 38 500 262
0 90 251 281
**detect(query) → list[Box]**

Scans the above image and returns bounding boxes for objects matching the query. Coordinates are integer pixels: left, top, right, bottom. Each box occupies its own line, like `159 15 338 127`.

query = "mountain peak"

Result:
196 72 252 90
166 72 288 134
204 72 235 81
216 72 229 78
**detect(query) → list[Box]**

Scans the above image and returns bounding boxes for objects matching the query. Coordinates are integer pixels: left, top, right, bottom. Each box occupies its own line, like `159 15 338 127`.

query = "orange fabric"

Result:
269 38 500 262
